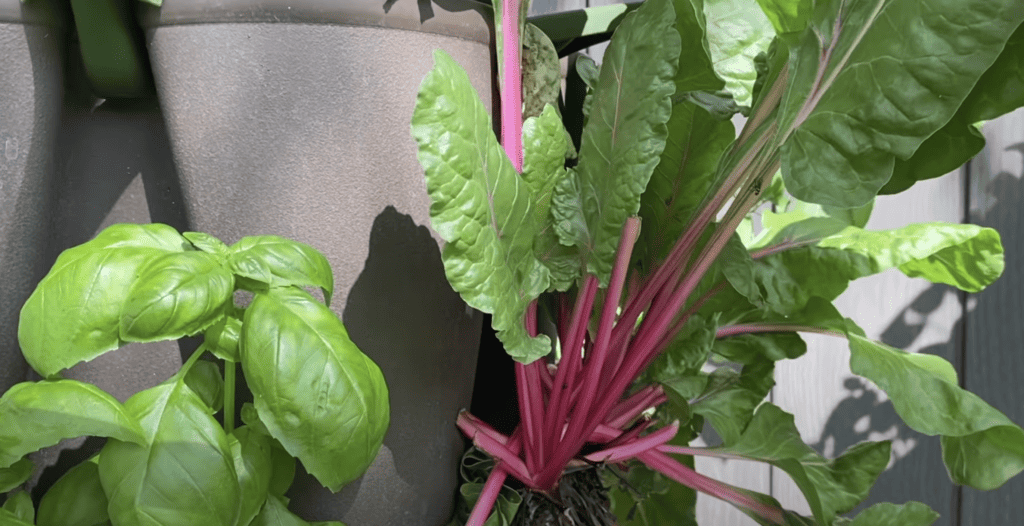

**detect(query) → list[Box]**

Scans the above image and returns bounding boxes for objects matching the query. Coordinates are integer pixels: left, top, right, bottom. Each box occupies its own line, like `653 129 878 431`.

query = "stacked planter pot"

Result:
139 1 493 524
0 0 65 395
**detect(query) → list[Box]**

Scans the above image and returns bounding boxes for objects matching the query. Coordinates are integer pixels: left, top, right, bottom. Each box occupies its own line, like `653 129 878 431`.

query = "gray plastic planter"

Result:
0 0 65 396
140 1 493 524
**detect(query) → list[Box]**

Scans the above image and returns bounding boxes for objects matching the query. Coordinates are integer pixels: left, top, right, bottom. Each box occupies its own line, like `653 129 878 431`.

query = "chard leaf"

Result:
883 20 1024 193
606 457 698 525
120 251 234 342
637 103 735 268
714 331 806 363
713 402 891 524
844 323 1024 491
554 0 681 285
689 358 775 445
37 458 109 526
0 459 32 493
755 0 814 35
844 501 939 526
674 0 725 94
227 236 334 306
646 314 720 383
522 23 562 121
99 368 240 526
702 0 776 107
778 0 1024 208
241 287 389 492
0 380 146 468
18 223 189 377
412 50 552 362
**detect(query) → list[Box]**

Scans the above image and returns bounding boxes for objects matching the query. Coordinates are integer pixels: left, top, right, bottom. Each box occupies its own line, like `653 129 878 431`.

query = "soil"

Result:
511 465 618 526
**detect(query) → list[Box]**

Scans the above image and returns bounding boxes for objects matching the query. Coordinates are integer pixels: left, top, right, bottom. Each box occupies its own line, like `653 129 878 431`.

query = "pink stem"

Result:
604 385 666 429
584 421 678 464
658 444 751 461
465 467 509 526
500 0 523 172
716 323 845 339
457 411 511 446
543 276 598 451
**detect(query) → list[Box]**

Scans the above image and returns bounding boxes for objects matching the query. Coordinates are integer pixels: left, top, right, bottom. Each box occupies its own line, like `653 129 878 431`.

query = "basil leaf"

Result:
184 359 224 413
411 49 552 361
120 251 234 342
184 231 229 256
778 0 1024 208
0 380 145 468
241 287 389 492
555 0 680 285
230 426 274 526
99 370 240 526
228 236 334 306
37 458 109 526
0 508 33 526
251 494 346 526
0 459 32 494
204 315 243 363
18 223 189 377
1 491 32 523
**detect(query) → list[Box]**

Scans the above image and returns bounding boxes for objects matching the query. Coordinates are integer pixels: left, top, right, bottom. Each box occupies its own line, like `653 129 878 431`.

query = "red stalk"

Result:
543 276 598 450
605 384 667 429
465 429 524 526
584 421 678 464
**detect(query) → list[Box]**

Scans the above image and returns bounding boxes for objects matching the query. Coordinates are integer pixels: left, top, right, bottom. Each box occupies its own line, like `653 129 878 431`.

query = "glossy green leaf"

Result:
755 0 813 34
37 458 109 526
184 359 224 413
120 251 233 342
0 509 33 526
18 223 189 377
1 491 32 523
228 236 334 306
252 494 345 526
205 315 243 363
412 49 552 362
778 0 1024 208
99 368 240 526
522 24 562 121
674 0 724 93
0 380 145 468
883 21 1024 194
449 448 521 526
607 459 698 526
241 287 389 491
0 459 32 494
555 0 680 285
637 103 735 268
230 426 274 526
702 0 776 107
845 326 1024 490
184 231 229 256
646 314 719 383
690 359 775 444
845 501 939 526
267 441 296 498
714 402 891 524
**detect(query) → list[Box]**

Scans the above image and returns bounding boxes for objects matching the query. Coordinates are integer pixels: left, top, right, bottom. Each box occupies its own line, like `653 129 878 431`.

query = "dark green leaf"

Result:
714 403 891 524
412 49 553 362
0 459 32 494
99 368 240 526
241 287 389 492
845 325 1024 490
268 441 296 497
230 426 274 526
607 460 697 526
120 251 233 342
779 0 1024 208
690 359 775 444
555 0 681 285
183 359 224 413
18 223 189 377
674 0 724 93
646 314 719 383
1 491 32 523
37 458 109 526
228 236 335 306
846 501 939 526
0 380 145 468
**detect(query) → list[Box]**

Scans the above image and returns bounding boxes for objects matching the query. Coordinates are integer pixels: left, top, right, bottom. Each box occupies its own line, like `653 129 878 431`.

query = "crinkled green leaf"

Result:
845 324 1024 490
120 251 233 342
714 402 891 524
637 102 735 269
37 458 109 526
184 359 224 413
646 314 719 383
0 380 145 468
778 0 1024 208
18 223 190 377
2 491 32 523
555 0 680 285
0 459 32 494
230 426 274 526
184 231 229 257
241 287 389 491
689 358 775 444
252 494 345 526
99 368 240 526
845 501 939 526
703 0 776 107
228 236 334 306
522 23 562 121
412 50 552 362
883 21 1024 194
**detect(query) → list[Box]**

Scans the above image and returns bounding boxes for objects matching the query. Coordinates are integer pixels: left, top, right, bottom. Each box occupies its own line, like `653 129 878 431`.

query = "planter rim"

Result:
0 0 65 27
138 0 492 45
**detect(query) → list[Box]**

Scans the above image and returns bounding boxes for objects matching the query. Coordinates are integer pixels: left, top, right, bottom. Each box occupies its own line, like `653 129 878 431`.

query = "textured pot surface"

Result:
0 0 64 395
143 1 492 524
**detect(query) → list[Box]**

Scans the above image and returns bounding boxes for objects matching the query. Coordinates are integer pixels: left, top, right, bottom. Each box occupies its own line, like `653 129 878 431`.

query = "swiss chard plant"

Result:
411 0 1024 524
0 224 389 526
